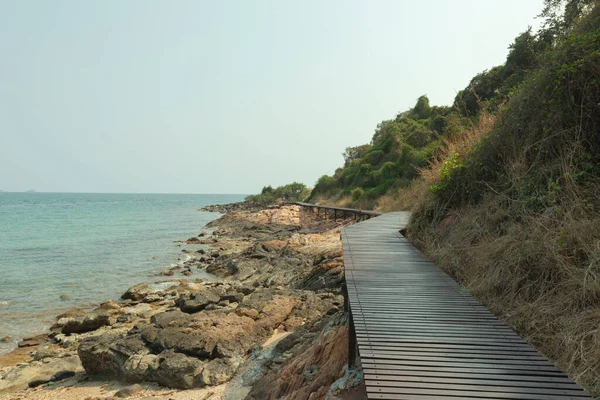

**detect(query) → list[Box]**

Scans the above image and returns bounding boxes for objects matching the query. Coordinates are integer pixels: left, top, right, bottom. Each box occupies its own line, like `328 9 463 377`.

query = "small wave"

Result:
0 301 9 308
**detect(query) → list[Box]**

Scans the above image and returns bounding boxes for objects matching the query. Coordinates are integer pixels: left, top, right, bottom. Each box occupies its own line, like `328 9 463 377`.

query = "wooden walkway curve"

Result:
341 212 592 400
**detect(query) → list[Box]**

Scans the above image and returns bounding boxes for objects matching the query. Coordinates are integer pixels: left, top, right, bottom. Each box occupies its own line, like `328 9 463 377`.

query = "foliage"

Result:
245 182 310 205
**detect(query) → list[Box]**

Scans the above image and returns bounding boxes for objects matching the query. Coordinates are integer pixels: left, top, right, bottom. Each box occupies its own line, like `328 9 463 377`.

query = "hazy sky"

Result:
0 0 544 194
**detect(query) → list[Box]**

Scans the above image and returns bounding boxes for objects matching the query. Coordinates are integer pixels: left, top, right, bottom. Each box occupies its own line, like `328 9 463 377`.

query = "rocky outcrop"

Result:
245 312 354 400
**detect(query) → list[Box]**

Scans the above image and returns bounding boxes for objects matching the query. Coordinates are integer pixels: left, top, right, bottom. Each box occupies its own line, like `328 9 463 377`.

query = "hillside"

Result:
249 0 600 395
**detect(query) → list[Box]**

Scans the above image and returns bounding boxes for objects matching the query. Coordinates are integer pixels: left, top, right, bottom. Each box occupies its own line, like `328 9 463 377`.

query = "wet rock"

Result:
51 370 76 381
60 294 70 300
114 383 143 398
158 270 174 276
18 339 39 347
122 283 154 301
185 237 201 244
28 376 51 388
62 312 110 334
1 335 11 342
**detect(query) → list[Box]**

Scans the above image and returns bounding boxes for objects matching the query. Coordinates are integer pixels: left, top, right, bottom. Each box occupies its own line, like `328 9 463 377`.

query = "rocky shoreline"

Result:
0 204 365 399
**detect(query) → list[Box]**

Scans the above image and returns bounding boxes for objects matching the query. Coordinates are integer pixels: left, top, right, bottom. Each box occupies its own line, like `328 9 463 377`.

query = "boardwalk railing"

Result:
292 201 381 221
340 212 592 400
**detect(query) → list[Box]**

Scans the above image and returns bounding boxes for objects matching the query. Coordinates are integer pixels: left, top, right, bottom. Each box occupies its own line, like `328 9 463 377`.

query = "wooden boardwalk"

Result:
341 212 592 400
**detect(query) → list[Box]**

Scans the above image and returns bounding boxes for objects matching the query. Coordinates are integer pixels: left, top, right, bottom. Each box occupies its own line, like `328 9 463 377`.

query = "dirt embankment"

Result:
0 205 365 400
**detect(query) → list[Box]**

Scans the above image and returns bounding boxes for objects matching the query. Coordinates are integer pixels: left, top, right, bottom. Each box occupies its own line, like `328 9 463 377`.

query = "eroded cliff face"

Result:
1 205 365 399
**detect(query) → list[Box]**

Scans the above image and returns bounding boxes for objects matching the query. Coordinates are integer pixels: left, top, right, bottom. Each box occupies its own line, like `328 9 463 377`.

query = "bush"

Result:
351 187 364 201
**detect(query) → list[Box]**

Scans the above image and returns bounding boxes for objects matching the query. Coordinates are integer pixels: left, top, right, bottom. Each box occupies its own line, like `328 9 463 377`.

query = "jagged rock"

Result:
62 312 110 334
121 283 154 301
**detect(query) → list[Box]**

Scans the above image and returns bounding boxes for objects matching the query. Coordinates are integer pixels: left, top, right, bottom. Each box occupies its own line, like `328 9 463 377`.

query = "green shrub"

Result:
351 187 364 201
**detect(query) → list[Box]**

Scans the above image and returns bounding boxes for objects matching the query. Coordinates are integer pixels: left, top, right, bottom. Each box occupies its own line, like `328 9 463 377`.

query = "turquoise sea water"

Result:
0 192 245 354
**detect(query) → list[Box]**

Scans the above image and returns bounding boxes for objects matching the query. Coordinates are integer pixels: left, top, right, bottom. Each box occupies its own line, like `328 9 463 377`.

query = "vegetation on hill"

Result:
245 182 310 206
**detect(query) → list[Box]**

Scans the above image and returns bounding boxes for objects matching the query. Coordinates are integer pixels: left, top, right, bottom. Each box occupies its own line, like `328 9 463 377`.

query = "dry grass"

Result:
408 148 600 394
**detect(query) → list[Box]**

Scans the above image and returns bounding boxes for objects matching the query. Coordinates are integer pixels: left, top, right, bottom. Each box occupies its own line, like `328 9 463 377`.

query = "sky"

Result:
0 0 544 194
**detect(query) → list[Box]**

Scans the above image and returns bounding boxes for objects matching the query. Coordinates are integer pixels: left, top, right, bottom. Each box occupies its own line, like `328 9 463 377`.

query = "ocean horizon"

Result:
0 192 246 354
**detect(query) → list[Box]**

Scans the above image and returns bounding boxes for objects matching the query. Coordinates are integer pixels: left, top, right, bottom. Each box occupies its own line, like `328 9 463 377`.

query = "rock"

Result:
32 348 61 361
221 292 244 303
183 270 192 276
198 233 206 237
122 283 154 301
284 316 304 331
261 240 287 252
60 294 70 300
153 350 204 389
200 358 240 386
185 237 201 244
123 303 152 316
18 339 39 347
78 330 128 376
122 354 159 381
175 288 223 313
114 383 143 398
98 300 121 311
159 270 174 276
62 312 110 334
196 249 206 254
1 336 10 342
28 376 51 388
51 370 76 381
235 308 259 320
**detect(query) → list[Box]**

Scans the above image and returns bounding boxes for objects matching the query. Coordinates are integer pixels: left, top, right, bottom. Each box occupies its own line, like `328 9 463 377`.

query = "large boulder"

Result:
78 330 128 376
61 312 110 334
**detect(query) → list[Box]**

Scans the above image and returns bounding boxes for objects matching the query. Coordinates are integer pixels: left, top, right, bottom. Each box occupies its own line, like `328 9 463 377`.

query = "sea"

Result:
0 192 245 355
